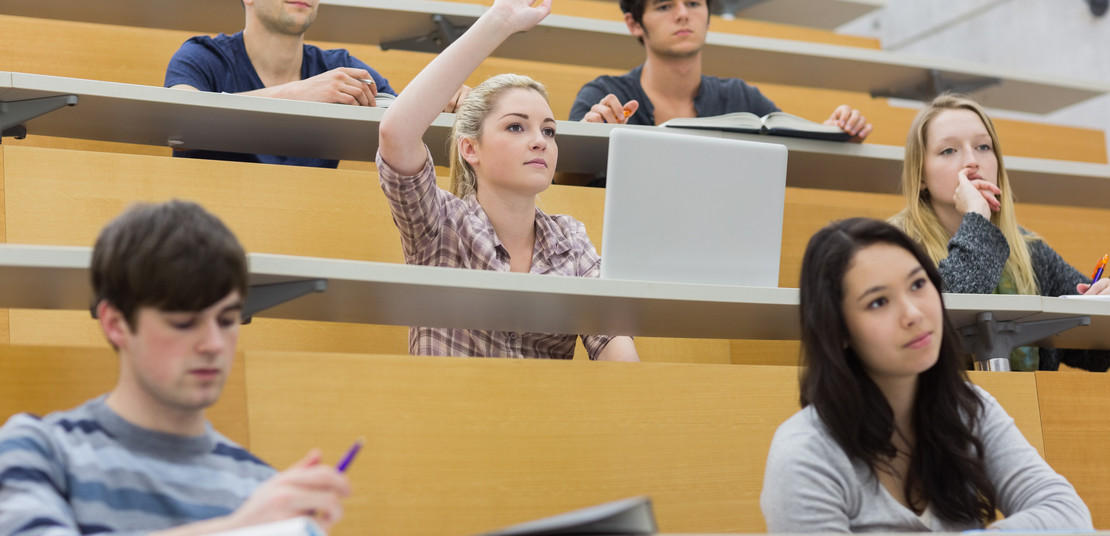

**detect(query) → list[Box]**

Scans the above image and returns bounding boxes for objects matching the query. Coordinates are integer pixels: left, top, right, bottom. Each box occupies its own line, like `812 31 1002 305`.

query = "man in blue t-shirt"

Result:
569 0 873 142
165 0 466 167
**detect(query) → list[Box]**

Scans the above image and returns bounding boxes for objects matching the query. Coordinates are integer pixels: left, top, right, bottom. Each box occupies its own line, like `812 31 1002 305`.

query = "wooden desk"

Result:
5 72 1110 209
0 0 1105 113
3 244 1106 350
242 354 1048 536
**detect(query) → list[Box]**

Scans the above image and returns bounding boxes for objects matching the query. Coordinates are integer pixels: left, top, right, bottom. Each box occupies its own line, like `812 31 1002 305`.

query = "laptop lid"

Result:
599 128 788 287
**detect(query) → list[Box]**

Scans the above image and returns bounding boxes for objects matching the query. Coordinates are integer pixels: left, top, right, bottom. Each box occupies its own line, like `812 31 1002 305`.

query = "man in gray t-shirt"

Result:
569 0 873 142
0 201 352 535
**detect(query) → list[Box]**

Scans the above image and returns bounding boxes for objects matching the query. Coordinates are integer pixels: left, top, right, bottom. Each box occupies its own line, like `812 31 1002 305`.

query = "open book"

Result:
474 496 657 536
661 111 851 141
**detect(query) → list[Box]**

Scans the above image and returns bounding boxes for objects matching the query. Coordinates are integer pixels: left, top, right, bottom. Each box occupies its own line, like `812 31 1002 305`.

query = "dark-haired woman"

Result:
760 218 1090 532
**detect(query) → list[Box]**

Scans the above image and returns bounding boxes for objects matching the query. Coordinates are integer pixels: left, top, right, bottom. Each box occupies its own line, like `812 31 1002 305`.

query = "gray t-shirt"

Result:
0 396 276 534
761 385 1091 532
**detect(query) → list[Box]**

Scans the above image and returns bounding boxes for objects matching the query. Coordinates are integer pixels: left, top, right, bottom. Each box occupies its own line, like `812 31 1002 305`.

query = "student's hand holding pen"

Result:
581 93 638 124
270 67 377 106
224 449 351 531
953 167 1001 220
1078 253 1110 295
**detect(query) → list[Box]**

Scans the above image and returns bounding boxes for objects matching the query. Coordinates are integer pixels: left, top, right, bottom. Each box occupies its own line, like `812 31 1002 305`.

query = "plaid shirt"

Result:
377 149 613 359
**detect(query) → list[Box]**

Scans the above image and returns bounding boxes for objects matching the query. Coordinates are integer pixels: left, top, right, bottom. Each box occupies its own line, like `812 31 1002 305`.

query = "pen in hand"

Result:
336 437 365 473
1092 254 1108 283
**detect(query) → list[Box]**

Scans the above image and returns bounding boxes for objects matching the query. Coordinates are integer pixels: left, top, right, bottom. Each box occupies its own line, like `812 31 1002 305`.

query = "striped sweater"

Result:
0 396 276 535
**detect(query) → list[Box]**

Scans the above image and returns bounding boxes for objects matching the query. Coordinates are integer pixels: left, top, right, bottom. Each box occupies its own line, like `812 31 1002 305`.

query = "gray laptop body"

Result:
599 128 788 287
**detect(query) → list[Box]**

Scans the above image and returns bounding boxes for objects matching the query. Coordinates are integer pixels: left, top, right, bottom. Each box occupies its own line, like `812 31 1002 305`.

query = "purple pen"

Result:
336 437 364 473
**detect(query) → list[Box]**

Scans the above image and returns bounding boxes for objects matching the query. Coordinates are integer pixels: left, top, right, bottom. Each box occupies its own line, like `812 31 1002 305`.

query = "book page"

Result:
660 112 763 133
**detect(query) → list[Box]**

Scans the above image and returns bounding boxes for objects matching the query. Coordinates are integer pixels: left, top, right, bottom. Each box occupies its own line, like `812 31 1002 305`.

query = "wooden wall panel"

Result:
246 353 802 535
2 146 412 353
2 146 398 258
1037 372 1110 528
0 345 251 448
244 354 1051 535
969 370 1044 456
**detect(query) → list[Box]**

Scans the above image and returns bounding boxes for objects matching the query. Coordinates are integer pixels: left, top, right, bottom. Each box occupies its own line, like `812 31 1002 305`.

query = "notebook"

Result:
599 127 788 287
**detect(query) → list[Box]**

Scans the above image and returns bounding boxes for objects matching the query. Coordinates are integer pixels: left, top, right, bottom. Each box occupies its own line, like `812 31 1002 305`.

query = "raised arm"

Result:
377 0 552 175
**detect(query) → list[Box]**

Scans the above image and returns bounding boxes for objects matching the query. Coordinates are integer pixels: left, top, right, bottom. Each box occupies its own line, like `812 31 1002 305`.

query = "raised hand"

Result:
953 167 1001 220
490 0 553 35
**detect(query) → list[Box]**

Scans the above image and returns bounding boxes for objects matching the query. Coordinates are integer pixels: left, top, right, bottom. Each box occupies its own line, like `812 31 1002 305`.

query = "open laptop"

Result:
599 128 788 287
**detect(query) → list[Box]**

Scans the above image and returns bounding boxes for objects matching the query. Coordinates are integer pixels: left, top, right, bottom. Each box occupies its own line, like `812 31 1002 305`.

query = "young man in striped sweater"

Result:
0 200 350 535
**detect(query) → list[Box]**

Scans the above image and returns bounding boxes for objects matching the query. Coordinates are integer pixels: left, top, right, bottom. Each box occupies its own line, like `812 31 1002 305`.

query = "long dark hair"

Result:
798 218 996 524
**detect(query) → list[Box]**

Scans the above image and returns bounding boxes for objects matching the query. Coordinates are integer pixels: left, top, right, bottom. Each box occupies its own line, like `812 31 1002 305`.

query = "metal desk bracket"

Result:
381 14 468 53
1 95 78 141
242 279 328 324
959 311 1090 371
871 69 1001 102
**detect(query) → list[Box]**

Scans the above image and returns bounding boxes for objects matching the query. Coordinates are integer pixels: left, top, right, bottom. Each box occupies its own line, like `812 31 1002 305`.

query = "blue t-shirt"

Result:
165 31 395 168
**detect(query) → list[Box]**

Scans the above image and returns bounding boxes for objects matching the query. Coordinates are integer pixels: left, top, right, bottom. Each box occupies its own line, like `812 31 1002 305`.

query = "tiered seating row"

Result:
3 72 1109 208
0 0 1105 114
2 12 1107 158
3 146 1110 364
5 345 1110 534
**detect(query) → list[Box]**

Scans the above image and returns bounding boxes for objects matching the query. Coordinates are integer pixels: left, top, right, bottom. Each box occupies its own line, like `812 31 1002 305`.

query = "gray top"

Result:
941 213 1110 371
0 396 276 535
760 385 1092 532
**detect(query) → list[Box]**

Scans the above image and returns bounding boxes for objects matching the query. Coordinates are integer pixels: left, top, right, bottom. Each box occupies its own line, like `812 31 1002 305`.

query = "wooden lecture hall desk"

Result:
5 344 1107 534
3 72 1110 208
0 0 1107 113
0 244 1107 351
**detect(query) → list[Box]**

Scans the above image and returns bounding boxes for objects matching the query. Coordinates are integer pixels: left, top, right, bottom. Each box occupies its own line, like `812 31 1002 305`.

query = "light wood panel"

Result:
2 146 398 259
1036 372 1110 529
2 145 410 354
244 353 1055 536
245 352 802 535
968 370 1044 456
0 344 251 448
